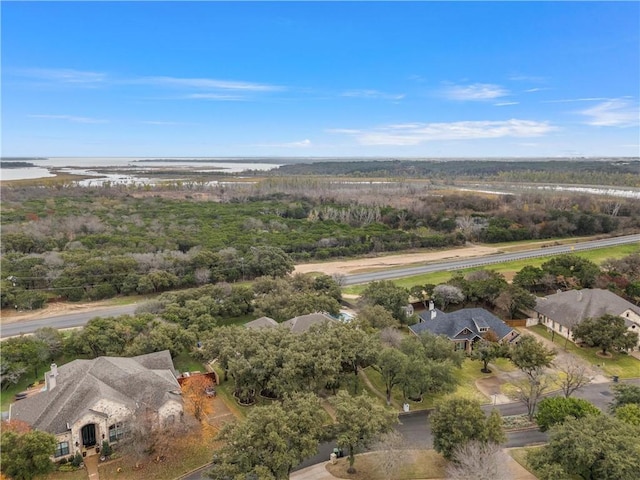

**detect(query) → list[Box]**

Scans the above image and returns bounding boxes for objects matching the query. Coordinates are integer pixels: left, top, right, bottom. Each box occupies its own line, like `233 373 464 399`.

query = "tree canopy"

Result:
0 429 57 480
430 398 505 460
528 415 640 480
572 314 638 355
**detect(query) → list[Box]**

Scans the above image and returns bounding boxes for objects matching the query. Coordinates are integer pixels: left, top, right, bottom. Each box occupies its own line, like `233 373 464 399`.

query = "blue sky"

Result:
2 1 639 158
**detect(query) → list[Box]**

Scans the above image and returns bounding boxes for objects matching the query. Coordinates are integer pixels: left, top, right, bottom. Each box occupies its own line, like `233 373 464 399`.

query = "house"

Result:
9 351 183 461
532 288 640 348
244 316 279 329
243 312 338 334
409 307 518 353
281 312 338 333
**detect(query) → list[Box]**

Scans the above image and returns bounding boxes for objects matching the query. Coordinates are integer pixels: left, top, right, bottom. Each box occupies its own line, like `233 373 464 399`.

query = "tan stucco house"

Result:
9 350 183 460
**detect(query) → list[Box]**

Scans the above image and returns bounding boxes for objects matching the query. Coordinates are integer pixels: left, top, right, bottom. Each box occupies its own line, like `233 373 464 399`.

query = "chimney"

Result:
429 301 435 311
46 363 58 391
431 310 437 320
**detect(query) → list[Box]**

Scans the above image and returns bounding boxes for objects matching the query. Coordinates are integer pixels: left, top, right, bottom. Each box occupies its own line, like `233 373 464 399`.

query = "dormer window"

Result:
479 327 489 333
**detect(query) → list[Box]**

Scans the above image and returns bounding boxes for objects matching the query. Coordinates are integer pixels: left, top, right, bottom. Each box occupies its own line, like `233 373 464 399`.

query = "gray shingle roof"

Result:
534 288 640 329
281 313 338 333
244 316 279 329
9 351 181 435
410 308 514 341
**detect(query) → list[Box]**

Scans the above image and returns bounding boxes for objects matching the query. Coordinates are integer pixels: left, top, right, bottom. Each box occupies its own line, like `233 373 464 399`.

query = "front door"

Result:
81 424 97 448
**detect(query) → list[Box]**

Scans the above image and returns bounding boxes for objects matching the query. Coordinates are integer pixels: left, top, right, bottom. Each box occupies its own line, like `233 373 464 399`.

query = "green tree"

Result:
374 348 409 405
430 398 505 460
509 335 556 379
494 285 536 319
527 415 640 480
246 246 294 278
614 403 640 426
209 394 323 480
513 265 545 292
361 280 409 322
572 314 638 355
470 333 509 373
331 390 397 473
541 255 601 289
0 430 57 480
609 383 640 412
355 305 399 330
535 397 601 431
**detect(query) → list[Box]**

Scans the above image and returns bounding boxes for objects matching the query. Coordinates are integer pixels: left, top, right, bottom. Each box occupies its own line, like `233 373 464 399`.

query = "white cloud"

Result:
329 119 556 146
543 97 609 104
494 102 519 106
140 76 283 92
13 67 107 85
28 114 107 124
341 89 405 100
578 99 639 127
443 83 509 101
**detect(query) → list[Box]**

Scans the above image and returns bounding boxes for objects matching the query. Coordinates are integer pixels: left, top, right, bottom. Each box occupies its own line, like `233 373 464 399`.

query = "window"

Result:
109 423 126 442
54 441 70 457
479 327 489 333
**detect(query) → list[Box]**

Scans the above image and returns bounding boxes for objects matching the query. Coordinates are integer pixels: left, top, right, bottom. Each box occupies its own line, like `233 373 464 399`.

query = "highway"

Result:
342 233 640 285
0 305 138 338
2 233 638 338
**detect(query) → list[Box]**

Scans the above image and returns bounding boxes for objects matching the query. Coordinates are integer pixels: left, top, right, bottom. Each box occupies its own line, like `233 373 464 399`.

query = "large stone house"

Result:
9 351 183 461
532 288 640 348
409 307 518 353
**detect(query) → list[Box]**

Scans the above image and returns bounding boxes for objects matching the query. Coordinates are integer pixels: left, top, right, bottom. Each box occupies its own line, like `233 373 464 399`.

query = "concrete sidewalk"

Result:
290 462 335 480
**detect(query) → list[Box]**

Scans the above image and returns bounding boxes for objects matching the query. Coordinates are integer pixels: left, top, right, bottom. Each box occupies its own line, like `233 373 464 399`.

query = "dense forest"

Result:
1 175 639 306
271 159 640 187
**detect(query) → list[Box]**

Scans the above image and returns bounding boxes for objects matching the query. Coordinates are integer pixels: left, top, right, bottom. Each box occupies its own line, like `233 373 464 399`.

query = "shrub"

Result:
71 451 83 467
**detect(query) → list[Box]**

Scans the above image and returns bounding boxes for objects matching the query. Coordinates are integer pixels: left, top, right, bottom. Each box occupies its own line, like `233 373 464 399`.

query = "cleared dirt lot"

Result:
293 245 500 276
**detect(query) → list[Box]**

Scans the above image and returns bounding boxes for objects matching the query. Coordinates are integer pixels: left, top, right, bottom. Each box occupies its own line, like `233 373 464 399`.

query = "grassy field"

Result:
530 324 640 379
343 243 640 295
509 446 544 478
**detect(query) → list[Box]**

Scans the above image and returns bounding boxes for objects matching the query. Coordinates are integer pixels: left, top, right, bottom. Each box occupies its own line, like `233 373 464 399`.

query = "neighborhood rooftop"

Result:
534 288 640 329
9 351 180 435
410 308 514 341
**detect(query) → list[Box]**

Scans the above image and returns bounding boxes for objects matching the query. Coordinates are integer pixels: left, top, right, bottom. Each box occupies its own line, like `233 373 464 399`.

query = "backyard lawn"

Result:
530 324 640 379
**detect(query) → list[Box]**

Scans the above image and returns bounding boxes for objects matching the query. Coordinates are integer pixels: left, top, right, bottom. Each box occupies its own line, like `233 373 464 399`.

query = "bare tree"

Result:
432 284 464 310
555 358 593 398
446 441 512 480
514 371 555 421
371 431 410 480
380 327 404 348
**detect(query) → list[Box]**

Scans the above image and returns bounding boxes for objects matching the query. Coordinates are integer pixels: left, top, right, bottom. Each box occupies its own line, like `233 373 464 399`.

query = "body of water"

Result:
1 157 283 182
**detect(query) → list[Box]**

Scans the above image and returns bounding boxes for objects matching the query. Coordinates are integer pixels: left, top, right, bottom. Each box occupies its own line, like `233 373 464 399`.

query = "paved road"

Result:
0 305 138 338
343 233 640 285
3 234 638 338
